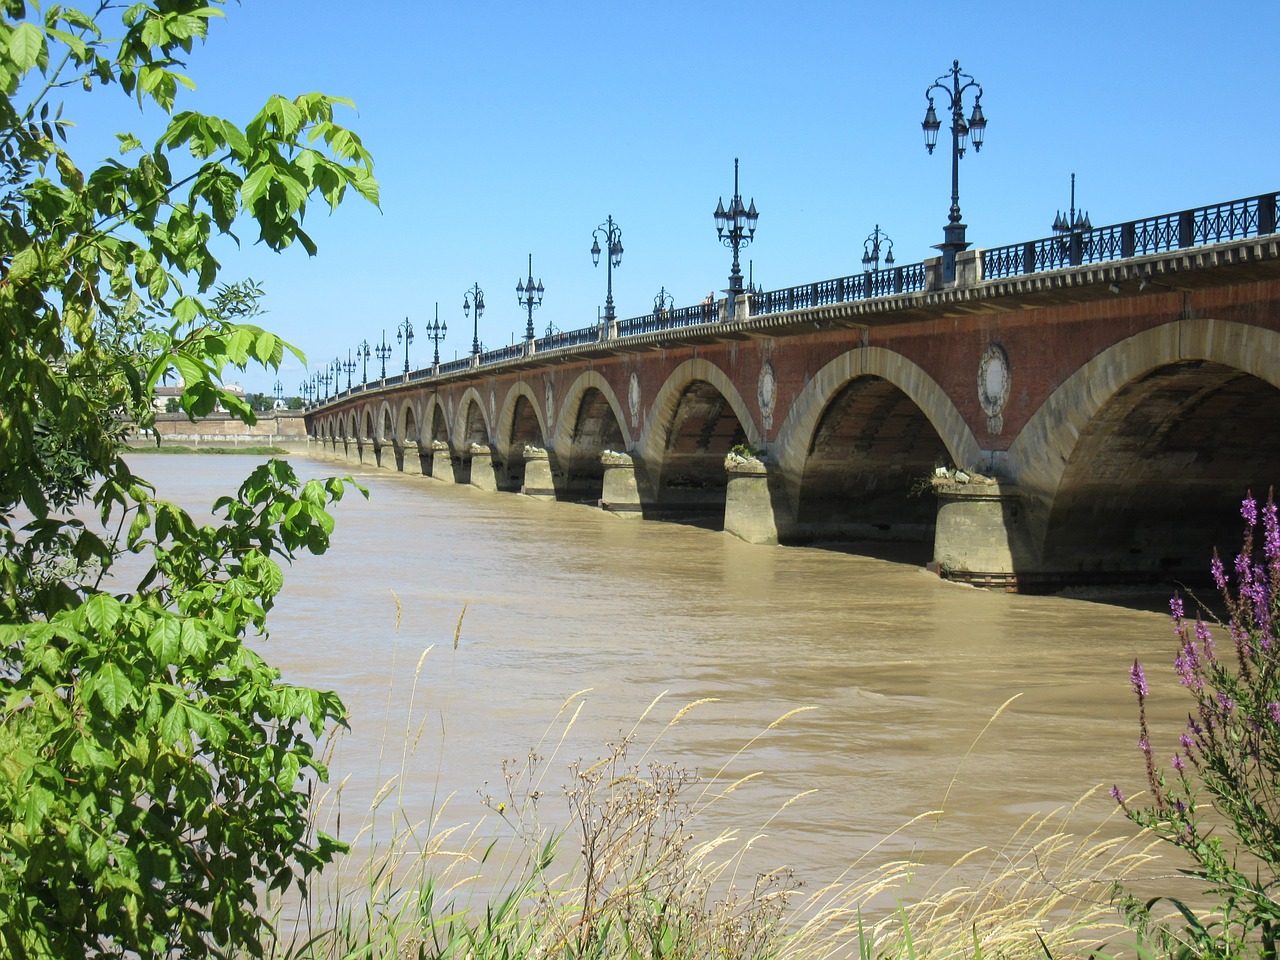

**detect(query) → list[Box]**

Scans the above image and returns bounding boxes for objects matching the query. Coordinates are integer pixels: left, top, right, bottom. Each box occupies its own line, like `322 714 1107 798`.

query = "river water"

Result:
129 453 1196 915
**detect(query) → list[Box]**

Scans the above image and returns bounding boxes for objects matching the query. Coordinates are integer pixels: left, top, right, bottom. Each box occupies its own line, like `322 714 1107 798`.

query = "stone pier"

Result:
521 447 557 500
599 451 643 518
469 444 499 492
931 479 1031 589
723 454 795 545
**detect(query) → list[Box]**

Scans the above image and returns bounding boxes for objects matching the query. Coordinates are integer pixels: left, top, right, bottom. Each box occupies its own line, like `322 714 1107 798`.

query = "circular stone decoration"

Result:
978 343 1010 418
628 372 641 422
757 362 777 429
544 380 555 428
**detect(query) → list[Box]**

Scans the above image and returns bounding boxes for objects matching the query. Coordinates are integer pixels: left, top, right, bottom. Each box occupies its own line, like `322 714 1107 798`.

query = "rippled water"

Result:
129 453 1190 893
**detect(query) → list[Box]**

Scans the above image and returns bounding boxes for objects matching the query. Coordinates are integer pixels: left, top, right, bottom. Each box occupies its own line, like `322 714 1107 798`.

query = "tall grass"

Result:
261 625 1167 960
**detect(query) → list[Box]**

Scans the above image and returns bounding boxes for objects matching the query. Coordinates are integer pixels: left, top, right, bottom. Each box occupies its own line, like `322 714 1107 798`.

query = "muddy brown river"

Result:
129 452 1197 909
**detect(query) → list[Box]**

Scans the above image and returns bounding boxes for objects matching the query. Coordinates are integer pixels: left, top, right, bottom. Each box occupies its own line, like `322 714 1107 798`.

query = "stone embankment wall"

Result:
130 411 309 452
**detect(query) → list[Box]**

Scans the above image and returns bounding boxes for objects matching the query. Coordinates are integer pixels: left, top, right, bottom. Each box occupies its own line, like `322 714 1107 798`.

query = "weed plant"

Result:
263 626 1165 960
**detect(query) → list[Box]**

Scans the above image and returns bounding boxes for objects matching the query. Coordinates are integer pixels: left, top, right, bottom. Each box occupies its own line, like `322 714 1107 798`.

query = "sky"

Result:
59 1 1280 396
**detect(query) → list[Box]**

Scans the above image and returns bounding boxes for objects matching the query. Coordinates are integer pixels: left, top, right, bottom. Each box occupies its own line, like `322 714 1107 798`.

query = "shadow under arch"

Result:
552 371 632 504
640 358 760 528
771 347 979 560
1008 318 1280 584
495 380 551 493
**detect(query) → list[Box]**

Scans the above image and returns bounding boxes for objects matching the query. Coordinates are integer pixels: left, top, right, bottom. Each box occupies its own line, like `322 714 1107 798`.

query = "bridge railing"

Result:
616 301 718 336
981 192 1280 280
749 261 930 317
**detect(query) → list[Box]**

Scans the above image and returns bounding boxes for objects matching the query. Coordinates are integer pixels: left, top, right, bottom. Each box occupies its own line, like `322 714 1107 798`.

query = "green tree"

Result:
0 3 377 957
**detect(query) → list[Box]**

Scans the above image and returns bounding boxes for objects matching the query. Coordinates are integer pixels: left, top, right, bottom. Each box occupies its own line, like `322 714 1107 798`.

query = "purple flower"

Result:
1130 659 1148 697
1170 594 1185 623
1138 736 1150 752
1212 553 1227 590
1268 702 1280 723
1243 495 1258 526
1180 733 1194 750
1218 692 1235 714
1196 620 1216 663
1266 500 1280 561
1173 753 1186 771
1110 785 1125 803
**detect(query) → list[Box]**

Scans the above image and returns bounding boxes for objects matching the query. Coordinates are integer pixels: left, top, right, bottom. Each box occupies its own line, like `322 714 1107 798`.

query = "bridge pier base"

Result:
469 445 499 492
521 448 557 500
931 480 1033 590
599 451 643 518
724 456 794 545
399 443 423 476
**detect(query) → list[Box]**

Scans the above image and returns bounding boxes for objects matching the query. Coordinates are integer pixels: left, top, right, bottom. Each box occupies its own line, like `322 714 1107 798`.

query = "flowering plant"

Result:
1117 493 1280 958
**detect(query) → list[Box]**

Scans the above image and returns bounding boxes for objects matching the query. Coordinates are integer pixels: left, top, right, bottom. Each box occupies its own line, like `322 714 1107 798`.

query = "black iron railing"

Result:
982 192 1279 279
310 189 1279 407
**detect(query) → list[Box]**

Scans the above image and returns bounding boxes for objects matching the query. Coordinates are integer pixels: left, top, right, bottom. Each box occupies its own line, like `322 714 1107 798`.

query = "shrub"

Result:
1117 492 1280 958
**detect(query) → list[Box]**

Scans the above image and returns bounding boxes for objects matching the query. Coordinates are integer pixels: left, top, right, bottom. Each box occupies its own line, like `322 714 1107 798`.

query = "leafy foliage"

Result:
1118 493 1280 959
0 2 377 957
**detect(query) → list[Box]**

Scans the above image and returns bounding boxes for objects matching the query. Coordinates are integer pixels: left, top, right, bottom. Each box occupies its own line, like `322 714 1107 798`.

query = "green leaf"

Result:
83 594 122 634
92 663 132 718
8 22 45 71
8 246 38 280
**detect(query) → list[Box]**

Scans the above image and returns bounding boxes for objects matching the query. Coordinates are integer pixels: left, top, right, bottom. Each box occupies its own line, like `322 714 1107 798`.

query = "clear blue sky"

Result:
65 1 1280 395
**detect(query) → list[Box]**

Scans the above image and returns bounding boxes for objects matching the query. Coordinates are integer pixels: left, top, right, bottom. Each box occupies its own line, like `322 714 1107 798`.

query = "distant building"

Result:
152 380 246 413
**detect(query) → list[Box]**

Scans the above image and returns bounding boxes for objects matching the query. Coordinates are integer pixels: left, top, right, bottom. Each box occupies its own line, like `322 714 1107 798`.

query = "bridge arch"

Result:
548 371 632 503
771 346 981 548
453 387 492 449
397 397 420 445
639 359 760 526
1009 318 1280 579
496 380 550 457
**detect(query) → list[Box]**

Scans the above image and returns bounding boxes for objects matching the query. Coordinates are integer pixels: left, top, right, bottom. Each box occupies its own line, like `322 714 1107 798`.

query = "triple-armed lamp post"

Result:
713 158 759 299
463 283 485 357
357 339 371 384
425 303 446 366
396 317 414 374
862 225 895 272
342 350 356 391
922 59 987 283
654 286 674 322
375 330 392 379
516 254 545 344
591 216 623 325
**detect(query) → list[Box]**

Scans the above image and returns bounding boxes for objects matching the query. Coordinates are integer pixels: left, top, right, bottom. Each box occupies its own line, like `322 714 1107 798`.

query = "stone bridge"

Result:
305 193 1280 590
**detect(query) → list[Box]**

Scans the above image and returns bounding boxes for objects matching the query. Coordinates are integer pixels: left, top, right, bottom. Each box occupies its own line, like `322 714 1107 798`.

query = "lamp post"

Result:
318 369 331 400
654 286 674 322
590 216 623 325
357 339 371 384
713 158 759 299
300 379 311 403
375 330 392 379
463 283 485 357
425 302 446 366
1052 173 1091 266
862 225 895 272
273 379 283 404
396 317 413 374
516 254 545 344
331 357 343 397
922 59 987 284
342 350 356 391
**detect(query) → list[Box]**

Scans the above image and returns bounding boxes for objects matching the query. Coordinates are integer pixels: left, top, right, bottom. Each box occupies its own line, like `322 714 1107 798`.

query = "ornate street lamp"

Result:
342 350 356 391
375 329 392 379
425 302 446 366
653 286 674 322
273 379 283 404
357 339 371 384
591 216 623 323
922 59 987 283
396 317 414 374
331 357 342 396
300 378 312 403
862 225 895 272
1052 172 1091 235
516 254 545 343
463 283 485 357
713 158 759 298
318 369 332 400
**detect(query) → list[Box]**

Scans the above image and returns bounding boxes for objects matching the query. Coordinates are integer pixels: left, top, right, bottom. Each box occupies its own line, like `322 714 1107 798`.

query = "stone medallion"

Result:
978 343 1010 434
489 387 496 425
628 371 641 429
757 362 777 433
544 379 555 429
